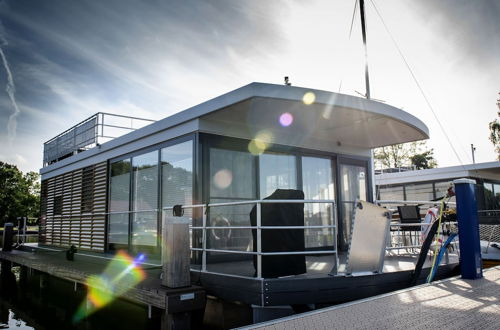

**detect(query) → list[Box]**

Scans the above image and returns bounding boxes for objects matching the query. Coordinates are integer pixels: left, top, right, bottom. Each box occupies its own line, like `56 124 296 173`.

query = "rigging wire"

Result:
369 0 466 167
349 0 359 40
338 0 359 94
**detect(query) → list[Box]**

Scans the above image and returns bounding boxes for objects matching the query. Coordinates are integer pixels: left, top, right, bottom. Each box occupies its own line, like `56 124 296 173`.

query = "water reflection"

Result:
0 263 160 330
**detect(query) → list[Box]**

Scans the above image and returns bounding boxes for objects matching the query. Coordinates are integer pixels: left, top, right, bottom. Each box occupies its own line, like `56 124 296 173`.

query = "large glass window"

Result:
131 151 158 247
161 141 193 216
484 183 495 210
210 148 255 200
209 147 256 252
494 183 500 209
434 181 452 200
109 159 131 246
302 156 335 248
377 185 404 201
405 183 433 201
259 153 297 198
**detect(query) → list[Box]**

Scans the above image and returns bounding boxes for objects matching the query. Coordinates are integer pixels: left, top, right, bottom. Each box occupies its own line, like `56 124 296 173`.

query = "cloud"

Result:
0 0 292 171
0 18 21 144
410 0 500 68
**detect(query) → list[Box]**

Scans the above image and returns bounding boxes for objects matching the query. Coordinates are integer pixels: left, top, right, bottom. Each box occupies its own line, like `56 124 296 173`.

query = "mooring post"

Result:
453 178 483 279
162 211 191 288
161 209 192 329
2 223 14 252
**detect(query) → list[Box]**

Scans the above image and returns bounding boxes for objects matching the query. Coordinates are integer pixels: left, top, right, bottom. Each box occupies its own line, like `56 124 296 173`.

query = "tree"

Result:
488 93 500 161
374 141 437 170
410 150 437 170
0 162 40 226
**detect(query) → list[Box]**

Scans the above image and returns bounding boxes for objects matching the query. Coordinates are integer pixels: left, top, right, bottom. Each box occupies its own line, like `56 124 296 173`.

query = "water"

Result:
0 264 162 330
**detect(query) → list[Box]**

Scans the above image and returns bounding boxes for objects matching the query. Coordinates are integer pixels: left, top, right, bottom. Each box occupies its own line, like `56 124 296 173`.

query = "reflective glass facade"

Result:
107 137 194 254
107 133 373 258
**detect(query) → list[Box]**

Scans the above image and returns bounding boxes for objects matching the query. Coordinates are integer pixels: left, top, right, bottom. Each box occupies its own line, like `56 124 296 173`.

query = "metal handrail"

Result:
376 199 460 253
163 199 338 279
43 112 156 166
376 200 456 206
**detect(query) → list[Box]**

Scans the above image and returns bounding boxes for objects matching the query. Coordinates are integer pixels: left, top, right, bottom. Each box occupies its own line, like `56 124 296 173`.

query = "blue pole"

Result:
453 178 483 279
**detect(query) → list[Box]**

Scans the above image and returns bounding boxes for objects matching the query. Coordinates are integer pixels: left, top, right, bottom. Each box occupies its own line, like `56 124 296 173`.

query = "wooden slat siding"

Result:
44 177 54 244
53 175 63 246
92 162 107 250
40 161 108 252
71 169 83 246
39 181 48 244
61 172 72 246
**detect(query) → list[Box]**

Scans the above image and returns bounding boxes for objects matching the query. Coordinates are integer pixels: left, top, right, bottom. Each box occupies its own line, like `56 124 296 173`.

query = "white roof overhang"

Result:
199 85 429 149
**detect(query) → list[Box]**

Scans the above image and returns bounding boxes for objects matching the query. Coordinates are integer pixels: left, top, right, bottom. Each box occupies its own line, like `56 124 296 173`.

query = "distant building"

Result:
375 161 500 225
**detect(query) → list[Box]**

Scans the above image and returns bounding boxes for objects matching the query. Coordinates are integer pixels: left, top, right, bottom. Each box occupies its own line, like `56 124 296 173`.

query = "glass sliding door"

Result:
131 151 159 250
107 138 194 255
259 153 297 198
108 159 131 250
208 147 256 253
339 160 368 251
302 156 335 249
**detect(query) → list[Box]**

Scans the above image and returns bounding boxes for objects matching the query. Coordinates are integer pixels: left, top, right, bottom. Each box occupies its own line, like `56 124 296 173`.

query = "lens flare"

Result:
213 169 232 189
73 250 146 323
302 92 316 105
248 131 273 155
279 112 293 127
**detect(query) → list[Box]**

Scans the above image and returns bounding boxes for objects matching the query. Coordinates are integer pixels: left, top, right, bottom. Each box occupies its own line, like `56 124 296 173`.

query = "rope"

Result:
427 198 446 283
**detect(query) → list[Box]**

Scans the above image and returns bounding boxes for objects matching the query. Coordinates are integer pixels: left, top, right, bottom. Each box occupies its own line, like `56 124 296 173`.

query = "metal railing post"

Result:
484 225 497 254
256 202 262 279
202 206 207 272
333 202 339 275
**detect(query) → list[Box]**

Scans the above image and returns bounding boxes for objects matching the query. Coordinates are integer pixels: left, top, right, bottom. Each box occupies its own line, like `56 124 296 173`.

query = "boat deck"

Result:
202 251 459 278
0 243 461 308
244 265 500 330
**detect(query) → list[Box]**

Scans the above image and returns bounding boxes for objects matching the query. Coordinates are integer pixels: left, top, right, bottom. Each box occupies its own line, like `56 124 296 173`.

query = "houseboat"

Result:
36 82 460 324
376 162 500 267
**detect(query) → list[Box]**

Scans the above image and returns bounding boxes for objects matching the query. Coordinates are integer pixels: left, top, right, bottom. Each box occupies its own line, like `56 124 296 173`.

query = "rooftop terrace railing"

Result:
43 112 155 166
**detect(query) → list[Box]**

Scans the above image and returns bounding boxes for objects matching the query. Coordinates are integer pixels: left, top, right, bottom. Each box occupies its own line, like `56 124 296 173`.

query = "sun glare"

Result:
73 251 146 323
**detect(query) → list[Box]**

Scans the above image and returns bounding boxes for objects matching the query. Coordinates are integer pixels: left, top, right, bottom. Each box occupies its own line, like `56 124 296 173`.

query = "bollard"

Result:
453 178 483 279
2 223 14 252
162 211 191 288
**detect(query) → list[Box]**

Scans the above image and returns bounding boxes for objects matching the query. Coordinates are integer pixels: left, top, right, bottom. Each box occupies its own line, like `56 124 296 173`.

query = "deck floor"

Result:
244 266 500 330
204 251 460 278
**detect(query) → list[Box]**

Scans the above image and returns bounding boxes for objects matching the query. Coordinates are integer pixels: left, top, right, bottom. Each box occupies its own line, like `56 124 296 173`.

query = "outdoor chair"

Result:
394 205 422 250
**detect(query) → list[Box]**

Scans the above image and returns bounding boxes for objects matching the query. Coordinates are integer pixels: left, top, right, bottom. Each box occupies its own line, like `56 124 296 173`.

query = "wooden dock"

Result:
0 246 205 328
242 266 500 330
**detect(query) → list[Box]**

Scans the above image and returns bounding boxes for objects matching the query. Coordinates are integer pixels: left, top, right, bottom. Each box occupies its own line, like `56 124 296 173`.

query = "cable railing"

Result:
163 199 338 280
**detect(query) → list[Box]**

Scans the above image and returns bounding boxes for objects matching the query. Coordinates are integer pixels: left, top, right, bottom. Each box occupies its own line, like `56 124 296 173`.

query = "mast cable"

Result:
369 0 465 167
349 0 358 40
339 0 359 93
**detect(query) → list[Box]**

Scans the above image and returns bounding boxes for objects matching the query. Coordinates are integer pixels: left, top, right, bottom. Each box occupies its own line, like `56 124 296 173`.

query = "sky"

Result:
0 0 498 174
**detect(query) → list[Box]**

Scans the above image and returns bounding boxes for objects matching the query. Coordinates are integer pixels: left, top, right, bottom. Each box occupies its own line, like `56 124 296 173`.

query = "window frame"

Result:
106 133 196 254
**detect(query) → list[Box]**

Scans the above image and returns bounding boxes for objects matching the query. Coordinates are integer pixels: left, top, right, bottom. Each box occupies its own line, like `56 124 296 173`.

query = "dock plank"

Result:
0 248 203 310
